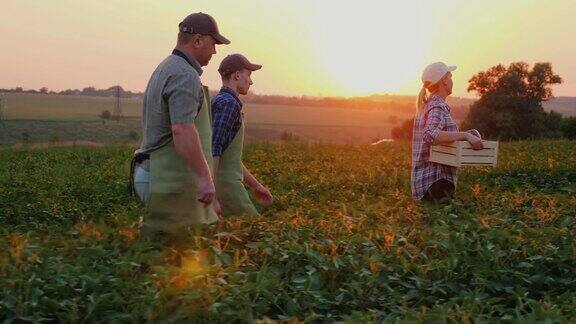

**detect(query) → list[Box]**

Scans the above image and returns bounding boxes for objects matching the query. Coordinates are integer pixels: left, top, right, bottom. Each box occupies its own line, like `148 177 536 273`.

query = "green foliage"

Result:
463 62 568 140
561 116 576 139
0 141 575 322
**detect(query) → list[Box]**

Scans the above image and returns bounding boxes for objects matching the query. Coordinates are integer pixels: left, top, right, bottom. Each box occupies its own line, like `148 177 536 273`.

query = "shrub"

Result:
391 118 414 141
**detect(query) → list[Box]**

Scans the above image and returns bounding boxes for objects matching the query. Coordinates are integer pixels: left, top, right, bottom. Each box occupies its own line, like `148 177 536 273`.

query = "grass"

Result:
0 119 142 146
0 140 575 322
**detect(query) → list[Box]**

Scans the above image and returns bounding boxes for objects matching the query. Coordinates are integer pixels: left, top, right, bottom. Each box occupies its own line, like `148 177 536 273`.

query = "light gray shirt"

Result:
135 51 204 155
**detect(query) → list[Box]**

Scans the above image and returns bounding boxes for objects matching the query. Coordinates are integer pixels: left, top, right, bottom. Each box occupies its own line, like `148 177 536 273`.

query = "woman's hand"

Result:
466 132 484 150
467 129 482 140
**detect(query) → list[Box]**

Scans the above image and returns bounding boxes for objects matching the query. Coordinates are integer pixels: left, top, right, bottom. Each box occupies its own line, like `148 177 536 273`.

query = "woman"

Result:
411 62 483 203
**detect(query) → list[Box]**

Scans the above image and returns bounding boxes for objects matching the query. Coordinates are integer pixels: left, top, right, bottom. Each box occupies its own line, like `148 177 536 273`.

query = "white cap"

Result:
421 62 457 86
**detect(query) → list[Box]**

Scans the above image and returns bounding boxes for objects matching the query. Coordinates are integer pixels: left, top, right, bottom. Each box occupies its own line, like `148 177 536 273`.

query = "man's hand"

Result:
466 133 484 150
197 173 216 207
252 184 274 206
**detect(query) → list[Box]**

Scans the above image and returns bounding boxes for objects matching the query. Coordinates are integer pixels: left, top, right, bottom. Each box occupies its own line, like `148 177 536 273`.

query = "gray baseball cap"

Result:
179 12 230 45
218 54 262 76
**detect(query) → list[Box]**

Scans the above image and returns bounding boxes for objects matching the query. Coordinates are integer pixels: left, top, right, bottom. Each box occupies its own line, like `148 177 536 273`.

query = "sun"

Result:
315 1 430 96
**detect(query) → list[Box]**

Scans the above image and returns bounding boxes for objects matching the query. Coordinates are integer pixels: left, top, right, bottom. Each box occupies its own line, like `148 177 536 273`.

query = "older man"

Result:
131 13 230 239
211 54 274 216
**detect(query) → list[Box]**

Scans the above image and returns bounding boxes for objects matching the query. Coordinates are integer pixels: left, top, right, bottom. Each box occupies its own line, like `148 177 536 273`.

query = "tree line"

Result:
0 86 142 98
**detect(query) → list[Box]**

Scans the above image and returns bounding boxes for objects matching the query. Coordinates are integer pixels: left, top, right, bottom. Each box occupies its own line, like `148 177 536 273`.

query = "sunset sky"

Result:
1 0 575 98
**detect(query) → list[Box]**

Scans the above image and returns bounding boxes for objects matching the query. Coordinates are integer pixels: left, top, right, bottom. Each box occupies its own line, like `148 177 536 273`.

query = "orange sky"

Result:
1 0 575 98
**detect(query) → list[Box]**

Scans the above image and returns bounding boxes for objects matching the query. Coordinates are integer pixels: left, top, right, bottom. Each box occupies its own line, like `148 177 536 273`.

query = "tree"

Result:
543 111 563 138
106 85 124 97
82 86 97 96
463 62 562 140
561 116 576 139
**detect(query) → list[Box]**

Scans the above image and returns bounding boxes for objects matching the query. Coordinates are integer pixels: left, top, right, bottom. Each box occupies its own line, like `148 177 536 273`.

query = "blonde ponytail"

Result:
416 86 428 113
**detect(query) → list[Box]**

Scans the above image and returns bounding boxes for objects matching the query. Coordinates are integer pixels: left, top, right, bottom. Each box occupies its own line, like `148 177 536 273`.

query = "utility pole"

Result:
113 85 122 120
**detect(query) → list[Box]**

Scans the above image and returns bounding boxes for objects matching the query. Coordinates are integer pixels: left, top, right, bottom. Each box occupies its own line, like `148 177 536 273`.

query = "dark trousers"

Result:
423 179 455 203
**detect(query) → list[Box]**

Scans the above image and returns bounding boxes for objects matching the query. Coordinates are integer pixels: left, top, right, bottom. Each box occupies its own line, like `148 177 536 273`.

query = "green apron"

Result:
141 86 218 237
216 117 259 216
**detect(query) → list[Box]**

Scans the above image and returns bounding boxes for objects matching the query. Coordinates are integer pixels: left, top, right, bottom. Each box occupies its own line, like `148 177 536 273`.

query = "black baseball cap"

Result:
179 12 230 45
218 54 262 76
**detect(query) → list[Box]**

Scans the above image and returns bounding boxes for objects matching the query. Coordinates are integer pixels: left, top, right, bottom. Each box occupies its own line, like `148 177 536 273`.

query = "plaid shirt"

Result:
411 95 459 200
211 87 243 157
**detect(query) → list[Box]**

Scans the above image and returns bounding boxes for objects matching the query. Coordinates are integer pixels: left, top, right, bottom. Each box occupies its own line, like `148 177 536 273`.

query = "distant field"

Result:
2 93 575 121
1 92 574 145
1 93 142 121
543 97 576 117
0 93 414 144
245 103 408 143
1 92 413 123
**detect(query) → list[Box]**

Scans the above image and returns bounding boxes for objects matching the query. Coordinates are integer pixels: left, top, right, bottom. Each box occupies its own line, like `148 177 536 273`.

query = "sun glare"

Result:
316 2 429 96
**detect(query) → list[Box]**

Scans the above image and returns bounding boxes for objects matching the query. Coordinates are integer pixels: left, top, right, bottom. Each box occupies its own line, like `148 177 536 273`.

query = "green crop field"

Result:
1 140 575 322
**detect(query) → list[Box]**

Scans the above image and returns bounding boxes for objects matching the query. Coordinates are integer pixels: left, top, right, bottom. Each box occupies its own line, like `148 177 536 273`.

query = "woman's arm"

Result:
423 107 483 149
434 131 483 149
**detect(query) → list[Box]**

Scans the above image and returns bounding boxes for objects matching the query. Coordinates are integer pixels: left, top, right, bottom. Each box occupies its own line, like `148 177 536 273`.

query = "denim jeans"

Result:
134 159 150 205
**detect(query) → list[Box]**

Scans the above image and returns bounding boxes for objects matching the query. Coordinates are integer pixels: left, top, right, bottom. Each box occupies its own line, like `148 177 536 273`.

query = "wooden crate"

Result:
429 140 498 167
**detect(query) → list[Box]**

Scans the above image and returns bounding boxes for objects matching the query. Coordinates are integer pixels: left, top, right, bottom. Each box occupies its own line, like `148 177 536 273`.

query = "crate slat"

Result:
459 141 499 149
429 151 460 167
431 145 459 155
461 155 496 164
461 148 497 156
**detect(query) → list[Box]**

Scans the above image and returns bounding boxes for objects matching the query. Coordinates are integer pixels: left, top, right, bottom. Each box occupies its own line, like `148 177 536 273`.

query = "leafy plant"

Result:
0 141 575 322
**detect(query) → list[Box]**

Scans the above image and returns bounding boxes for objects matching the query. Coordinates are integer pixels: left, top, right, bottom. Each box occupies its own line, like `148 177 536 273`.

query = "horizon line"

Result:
1 85 485 100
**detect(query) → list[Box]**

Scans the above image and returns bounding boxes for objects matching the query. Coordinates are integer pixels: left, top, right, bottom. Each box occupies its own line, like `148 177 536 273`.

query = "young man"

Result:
131 13 230 239
211 54 273 216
